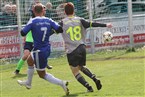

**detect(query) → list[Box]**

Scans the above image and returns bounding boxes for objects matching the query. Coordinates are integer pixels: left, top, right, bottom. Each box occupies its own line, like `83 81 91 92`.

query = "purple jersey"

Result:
21 16 61 70
22 16 60 51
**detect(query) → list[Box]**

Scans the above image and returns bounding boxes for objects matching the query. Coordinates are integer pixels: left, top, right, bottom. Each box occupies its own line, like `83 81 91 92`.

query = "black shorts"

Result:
24 42 34 51
67 44 86 67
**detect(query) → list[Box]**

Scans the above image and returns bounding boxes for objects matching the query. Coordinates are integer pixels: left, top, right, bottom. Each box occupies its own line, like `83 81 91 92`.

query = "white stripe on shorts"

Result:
35 50 40 69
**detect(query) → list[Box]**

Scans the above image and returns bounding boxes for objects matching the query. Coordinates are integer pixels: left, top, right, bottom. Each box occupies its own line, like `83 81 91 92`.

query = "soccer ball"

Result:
103 31 113 42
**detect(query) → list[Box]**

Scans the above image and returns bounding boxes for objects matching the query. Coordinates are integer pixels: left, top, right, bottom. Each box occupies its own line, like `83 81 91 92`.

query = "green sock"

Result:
16 58 25 70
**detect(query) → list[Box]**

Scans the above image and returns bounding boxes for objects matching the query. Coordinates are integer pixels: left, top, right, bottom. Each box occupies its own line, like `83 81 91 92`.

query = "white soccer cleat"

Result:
17 80 31 89
61 81 69 96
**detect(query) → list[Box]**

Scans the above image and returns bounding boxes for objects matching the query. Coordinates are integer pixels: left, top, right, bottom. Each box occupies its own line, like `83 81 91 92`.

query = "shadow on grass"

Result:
11 72 38 79
62 92 85 97
62 91 101 97
11 73 27 79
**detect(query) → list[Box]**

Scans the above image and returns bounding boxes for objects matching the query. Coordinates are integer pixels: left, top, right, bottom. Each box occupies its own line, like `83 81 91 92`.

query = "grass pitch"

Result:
0 48 144 97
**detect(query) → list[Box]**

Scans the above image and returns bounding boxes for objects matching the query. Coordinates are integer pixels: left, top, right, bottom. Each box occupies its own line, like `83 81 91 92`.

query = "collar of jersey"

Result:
67 15 74 18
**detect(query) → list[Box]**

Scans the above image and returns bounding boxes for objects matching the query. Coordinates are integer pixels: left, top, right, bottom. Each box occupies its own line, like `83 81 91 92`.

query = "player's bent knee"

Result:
37 71 46 79
39 75 44 79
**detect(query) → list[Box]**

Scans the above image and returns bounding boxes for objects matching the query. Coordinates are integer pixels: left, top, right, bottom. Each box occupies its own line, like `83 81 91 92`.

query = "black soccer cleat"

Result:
87 86 94 92
94 79 102 90
14 70 20 75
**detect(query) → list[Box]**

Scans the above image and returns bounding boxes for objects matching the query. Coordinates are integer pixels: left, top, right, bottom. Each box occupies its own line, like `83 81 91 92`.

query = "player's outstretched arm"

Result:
80 18 112 29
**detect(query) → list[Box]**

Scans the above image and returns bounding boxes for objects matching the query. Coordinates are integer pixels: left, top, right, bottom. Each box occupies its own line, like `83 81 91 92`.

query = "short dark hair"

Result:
64 2 74 15
33 4 43 14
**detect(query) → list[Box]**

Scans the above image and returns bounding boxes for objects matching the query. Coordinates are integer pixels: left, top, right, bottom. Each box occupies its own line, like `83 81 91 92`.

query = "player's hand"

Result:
106 23 113 28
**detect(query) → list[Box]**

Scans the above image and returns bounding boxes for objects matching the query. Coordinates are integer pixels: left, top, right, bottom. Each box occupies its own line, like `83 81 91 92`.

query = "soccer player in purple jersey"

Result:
17 3 69 95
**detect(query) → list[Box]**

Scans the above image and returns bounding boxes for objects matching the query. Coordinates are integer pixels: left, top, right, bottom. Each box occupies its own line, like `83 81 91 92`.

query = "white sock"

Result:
44 73 62 85
26 66 34 85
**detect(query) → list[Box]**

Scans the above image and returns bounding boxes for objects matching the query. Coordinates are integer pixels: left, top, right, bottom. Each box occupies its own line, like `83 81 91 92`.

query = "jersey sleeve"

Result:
49 19 60 30
80 18 107 29
21 19 33 36
49 19 63 33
